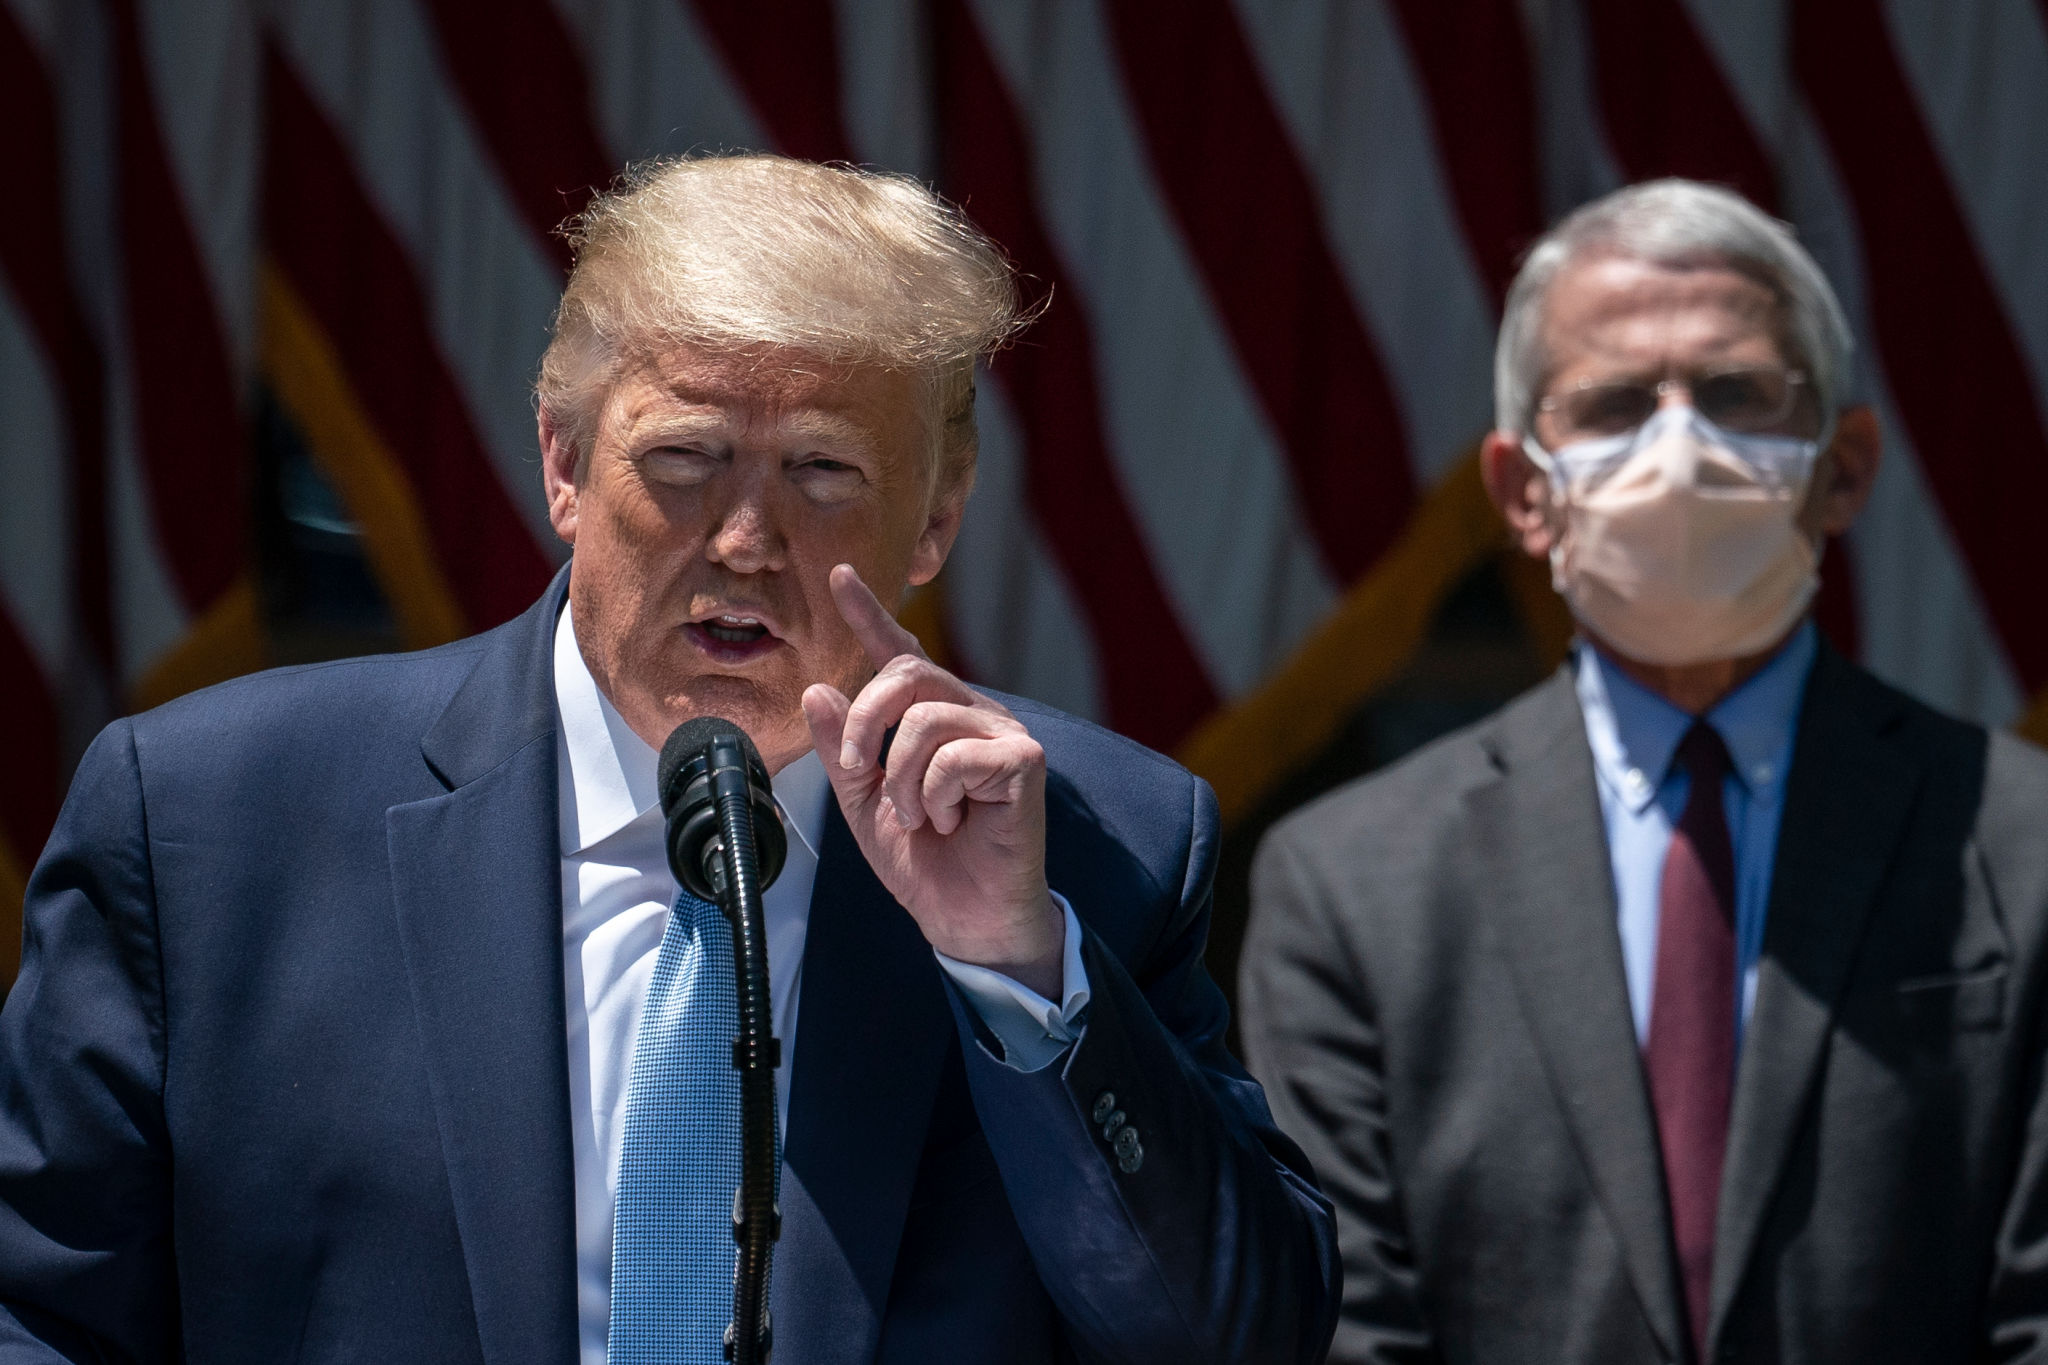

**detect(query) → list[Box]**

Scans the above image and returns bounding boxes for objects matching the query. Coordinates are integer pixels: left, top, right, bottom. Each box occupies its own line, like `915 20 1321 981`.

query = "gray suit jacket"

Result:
1240 646 2048 1364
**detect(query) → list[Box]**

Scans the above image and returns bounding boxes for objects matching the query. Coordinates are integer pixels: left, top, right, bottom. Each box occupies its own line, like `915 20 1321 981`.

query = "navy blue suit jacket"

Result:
0 576 1337 1363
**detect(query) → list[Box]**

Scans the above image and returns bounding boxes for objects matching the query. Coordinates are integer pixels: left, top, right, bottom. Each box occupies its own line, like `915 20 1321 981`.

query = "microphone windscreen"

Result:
657 716 761 814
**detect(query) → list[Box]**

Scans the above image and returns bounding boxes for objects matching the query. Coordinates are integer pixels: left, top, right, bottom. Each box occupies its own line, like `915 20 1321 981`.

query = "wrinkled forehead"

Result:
604 340 926 446
1540 253 1795 380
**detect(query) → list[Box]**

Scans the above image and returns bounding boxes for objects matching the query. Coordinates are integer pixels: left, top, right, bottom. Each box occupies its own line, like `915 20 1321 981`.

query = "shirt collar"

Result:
553 603 829 860
1575 620 1817 814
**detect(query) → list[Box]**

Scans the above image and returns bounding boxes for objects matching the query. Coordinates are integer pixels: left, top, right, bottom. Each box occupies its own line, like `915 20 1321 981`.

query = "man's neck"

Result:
1588 621 1806 717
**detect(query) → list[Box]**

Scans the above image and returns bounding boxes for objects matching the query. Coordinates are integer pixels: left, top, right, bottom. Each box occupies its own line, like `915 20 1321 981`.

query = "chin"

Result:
662 674 808 760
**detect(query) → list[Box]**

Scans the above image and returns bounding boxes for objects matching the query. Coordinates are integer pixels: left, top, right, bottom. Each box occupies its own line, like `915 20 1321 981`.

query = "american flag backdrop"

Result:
2 0 2044 987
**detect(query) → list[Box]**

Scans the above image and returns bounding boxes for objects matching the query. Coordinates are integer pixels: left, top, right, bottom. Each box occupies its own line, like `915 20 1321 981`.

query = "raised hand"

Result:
800 564 1062 998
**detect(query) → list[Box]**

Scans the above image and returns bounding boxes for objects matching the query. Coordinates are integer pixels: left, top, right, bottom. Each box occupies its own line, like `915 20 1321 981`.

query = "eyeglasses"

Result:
1537 367 1812 442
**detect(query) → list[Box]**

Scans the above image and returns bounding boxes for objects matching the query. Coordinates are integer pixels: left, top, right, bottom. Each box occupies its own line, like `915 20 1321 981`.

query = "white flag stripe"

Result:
106 379 191 680
1233 0 1500 485
1880 0 2048 416
551 0 765 164
834 0 938 180
1674 0 1796 151
947 377 1106 723
134 0 261 379
270 0 563 547
3 0 191 687
1523 0 1626 223
969 0 1338 699
2 0 53 51
1780 109 2024 725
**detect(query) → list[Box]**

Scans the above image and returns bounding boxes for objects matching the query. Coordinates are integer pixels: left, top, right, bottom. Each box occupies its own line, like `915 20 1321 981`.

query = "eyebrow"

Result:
629 403 880 460
775 411 878 458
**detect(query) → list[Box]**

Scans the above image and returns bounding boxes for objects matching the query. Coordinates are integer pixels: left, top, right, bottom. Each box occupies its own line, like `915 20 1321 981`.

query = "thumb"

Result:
802 682 876 816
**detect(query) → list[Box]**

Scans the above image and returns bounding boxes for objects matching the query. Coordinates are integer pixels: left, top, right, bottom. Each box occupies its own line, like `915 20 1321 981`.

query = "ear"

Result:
1481 430 1558 558
907 467 974 587
538 404 581 546
1802 405 1882 539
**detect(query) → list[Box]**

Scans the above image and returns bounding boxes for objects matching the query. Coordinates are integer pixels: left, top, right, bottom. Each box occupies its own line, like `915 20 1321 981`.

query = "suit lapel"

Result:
1708 649 1920 1341
774 800 953 1365
1467 674 1688 1361
388 576 581 1365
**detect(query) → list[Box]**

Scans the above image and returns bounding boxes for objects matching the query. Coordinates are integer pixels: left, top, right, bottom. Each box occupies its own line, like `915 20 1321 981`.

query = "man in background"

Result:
1241 178 2048 1363
0 154 1336 1363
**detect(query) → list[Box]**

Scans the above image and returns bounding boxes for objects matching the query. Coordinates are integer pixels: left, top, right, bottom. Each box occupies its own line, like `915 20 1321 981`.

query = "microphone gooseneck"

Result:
657 717 786 1365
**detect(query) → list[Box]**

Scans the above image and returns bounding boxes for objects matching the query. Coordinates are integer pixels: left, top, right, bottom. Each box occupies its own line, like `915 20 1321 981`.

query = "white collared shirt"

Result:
554 605 1089 1365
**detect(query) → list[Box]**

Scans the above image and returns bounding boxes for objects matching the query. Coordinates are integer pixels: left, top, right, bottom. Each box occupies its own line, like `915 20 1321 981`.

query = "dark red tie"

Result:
1644 722 1737 1360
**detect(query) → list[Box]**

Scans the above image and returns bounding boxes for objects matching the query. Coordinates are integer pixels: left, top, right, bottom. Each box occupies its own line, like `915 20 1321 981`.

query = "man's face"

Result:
1532 254 1831 535
541 342 959 772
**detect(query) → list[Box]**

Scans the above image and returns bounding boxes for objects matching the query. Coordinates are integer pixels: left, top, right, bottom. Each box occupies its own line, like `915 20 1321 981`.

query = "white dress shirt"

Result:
553 606 1090 1365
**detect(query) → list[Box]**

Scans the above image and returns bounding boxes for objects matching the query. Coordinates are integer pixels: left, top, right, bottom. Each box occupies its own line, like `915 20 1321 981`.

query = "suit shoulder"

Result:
1980 728 2048 862
1266 674 1561 856
990 688 1194 787
1836 661 2048 871
125 635 489 767
983 691 1208 905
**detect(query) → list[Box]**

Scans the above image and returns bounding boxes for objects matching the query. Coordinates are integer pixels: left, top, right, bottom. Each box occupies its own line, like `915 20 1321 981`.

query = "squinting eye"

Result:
792 457 865 502
641 447 721 484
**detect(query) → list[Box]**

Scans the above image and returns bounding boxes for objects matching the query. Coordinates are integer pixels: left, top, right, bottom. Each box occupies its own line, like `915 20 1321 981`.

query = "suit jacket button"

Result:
1091 1091 1117 1125
1114 1125 1140 1158
1101 1109 1126 1140
1117 1140 1143 1174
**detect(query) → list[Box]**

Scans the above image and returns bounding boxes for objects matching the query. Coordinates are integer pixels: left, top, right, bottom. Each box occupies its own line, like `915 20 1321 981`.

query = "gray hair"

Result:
1494 179 1854 435
538 153 1031 493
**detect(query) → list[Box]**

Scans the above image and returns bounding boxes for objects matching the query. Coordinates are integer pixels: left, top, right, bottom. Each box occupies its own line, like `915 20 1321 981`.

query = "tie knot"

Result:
1674 722 1731 785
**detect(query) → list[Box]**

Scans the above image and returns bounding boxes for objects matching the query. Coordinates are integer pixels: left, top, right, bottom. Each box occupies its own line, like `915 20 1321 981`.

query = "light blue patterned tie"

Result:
610 887 776 1363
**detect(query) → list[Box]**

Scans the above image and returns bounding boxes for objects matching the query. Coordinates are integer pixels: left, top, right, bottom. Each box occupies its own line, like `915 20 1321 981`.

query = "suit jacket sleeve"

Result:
1237 820 1440 1365
942 769 1339 1365
0 721 179 1361
1981 735 2048 1362
1988 1032 2048 1363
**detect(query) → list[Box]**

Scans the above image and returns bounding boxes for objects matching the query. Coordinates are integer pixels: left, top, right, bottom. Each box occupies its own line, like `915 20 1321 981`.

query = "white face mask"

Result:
1525 405 1822 666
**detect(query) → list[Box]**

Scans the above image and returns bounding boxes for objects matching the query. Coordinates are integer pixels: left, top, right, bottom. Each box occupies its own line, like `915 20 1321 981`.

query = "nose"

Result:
704 477 786 575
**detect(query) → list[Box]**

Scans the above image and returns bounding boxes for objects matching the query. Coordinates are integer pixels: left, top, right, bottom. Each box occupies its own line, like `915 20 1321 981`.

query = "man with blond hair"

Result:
0 155 1337 1364
1242 179 2048 1363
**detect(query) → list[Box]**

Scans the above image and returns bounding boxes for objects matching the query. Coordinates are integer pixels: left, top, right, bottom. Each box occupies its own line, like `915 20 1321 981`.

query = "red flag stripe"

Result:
1575 0 1864 664
658 0 1219 746
263 46 554 632
932 3 1221 747
1795 0 2048 689
686 0 851 162
1385 0 1546 306
416 0 616 273
108 0 246 613
1580 0 1778 209
1102 0 1415 584
0 8 110 671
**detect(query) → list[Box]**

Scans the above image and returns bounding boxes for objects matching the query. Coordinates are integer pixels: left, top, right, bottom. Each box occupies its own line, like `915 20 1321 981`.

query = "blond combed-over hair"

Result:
537 153 1031 494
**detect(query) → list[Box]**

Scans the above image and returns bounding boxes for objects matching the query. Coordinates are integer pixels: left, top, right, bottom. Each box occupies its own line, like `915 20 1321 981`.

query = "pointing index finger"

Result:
831 563 925 670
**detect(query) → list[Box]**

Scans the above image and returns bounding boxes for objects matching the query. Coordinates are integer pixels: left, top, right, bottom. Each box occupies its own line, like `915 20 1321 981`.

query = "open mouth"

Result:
684 613 781 663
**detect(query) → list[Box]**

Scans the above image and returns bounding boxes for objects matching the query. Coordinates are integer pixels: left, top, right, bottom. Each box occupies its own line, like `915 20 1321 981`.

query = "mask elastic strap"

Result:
1519 434 1574 590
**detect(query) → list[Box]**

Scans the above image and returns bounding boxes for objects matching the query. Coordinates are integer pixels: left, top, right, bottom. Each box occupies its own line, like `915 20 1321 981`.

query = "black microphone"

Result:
657 717 786 1365
658 717 788 901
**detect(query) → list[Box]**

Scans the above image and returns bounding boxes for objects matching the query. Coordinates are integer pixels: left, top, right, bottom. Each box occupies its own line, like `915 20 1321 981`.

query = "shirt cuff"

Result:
933 893 1092 1073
